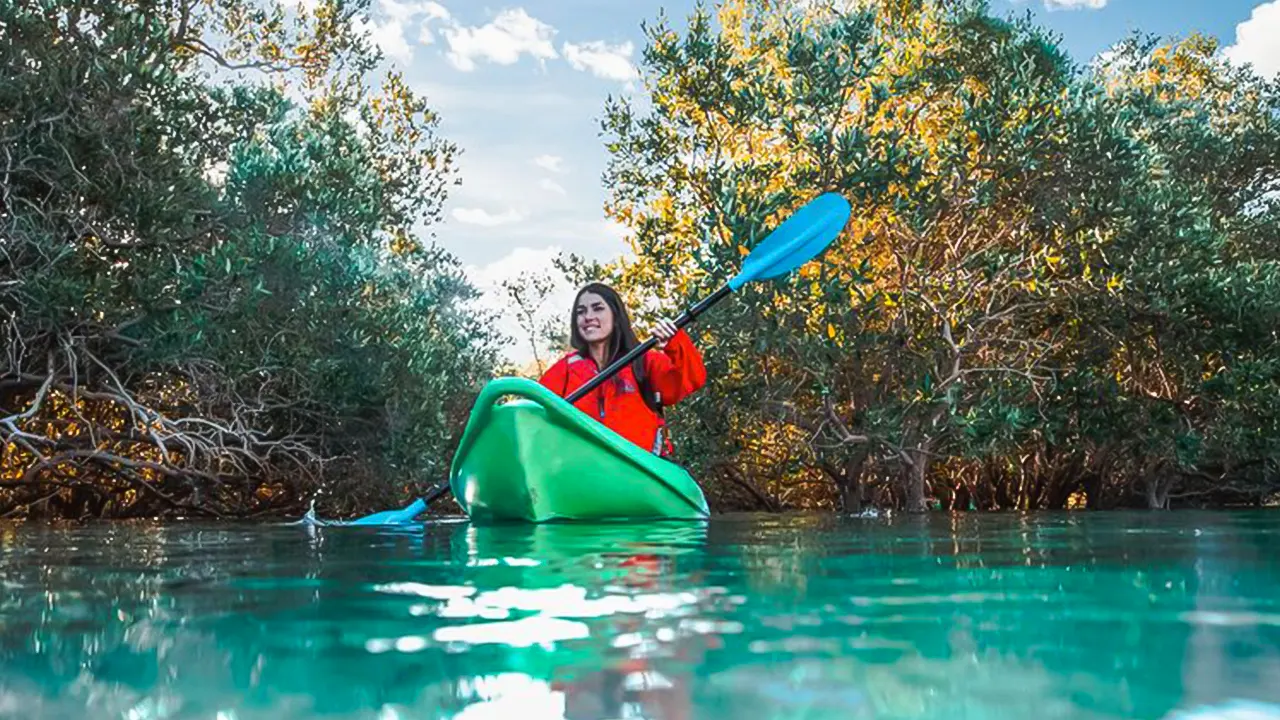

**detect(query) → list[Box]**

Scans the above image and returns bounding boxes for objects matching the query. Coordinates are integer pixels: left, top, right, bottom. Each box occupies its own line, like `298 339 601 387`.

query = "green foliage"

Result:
599 0 1280 512
1 0 499 518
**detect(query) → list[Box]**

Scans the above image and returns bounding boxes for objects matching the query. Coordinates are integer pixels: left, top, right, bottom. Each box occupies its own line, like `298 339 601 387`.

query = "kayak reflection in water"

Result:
552 552 717 720
539 282 707 458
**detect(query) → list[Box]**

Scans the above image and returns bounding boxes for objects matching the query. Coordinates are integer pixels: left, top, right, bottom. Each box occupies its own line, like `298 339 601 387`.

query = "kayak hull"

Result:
449 376 710 523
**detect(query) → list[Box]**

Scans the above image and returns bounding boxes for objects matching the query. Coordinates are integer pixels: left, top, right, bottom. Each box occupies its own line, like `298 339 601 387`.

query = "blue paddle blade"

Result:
728 192 852 291
345 497 426 526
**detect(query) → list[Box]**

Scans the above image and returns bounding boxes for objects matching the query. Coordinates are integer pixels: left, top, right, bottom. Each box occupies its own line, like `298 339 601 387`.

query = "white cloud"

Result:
355 15 414 64
532 154 565 173
417 1 452 44
465 246 577 363
1044 0 1106 9
601 218 629 245
441 8 559 72
451 207 526 226
378 0 431 22
1223 1 1280 79
1001 0 1107 9
562 40 639 83
352 0 453 64
467 246 566 296
538 178 567 195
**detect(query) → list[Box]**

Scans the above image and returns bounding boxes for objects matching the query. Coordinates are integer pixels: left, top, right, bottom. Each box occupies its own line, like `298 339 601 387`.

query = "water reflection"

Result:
455 521 714 720
0 512 1277 718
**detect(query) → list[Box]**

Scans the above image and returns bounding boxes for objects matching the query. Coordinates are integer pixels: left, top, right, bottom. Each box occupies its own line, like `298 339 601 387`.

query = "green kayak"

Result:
448 376 710 523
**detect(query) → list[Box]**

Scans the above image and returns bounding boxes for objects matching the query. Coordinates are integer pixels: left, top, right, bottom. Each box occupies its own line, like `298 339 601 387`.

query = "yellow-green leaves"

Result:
598 0 1280 512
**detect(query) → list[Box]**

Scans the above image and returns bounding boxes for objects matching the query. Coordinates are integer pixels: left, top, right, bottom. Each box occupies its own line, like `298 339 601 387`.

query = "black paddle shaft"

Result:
566 283 733 404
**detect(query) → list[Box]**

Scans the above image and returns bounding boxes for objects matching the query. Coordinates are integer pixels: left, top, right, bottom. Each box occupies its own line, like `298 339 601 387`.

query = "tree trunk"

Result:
900 446 931 512
1144 473 1173 510
1084 444 1116 510
1141 461 1176 510
1144 477 1162 509
1083 471 1103 509
825 451 867 514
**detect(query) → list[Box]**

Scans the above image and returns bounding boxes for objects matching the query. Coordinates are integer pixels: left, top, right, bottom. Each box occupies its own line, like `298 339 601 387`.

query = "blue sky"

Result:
349 0 1280 361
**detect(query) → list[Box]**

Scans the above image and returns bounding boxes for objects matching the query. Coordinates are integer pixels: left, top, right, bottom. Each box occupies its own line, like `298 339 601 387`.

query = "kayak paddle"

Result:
343 497 426 526
567 191 852 403
309 482 448 527
343 190 852 526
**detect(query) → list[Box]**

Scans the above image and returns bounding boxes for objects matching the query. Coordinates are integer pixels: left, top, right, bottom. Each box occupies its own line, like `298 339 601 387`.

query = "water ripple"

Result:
0 510 1277 719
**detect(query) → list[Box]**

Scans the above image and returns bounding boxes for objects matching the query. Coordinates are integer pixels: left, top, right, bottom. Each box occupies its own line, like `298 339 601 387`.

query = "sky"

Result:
350 0 1280 363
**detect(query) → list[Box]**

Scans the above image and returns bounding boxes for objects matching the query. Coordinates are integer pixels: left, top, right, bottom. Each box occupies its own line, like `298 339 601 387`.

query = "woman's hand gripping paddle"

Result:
345 191 853 526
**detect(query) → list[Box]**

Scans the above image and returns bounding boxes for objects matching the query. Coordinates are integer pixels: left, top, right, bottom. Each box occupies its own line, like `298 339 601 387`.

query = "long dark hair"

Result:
569 282 661 414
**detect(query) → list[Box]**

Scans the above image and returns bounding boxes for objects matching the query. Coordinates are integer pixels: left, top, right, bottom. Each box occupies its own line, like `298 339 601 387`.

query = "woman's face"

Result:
575 291 614 345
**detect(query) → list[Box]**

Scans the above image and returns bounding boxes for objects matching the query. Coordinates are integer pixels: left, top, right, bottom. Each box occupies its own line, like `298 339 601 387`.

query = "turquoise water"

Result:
1 511 1278 719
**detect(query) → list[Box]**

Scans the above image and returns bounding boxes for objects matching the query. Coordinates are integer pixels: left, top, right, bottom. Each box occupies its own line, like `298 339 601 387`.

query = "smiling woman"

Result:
538 283 707 458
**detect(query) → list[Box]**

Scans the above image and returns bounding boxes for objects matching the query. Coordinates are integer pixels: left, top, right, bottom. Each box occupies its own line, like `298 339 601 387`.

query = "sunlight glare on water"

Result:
1 511 1279 719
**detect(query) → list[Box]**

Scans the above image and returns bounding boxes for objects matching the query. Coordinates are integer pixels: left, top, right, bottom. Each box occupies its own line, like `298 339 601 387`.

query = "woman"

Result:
539 282 706 458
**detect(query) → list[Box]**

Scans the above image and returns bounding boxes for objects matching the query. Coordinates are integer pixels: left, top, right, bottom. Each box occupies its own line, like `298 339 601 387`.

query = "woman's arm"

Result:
644 329 707 405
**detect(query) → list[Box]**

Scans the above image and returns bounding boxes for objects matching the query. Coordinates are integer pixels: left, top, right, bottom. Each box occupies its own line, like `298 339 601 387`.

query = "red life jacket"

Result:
538 329 707 457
